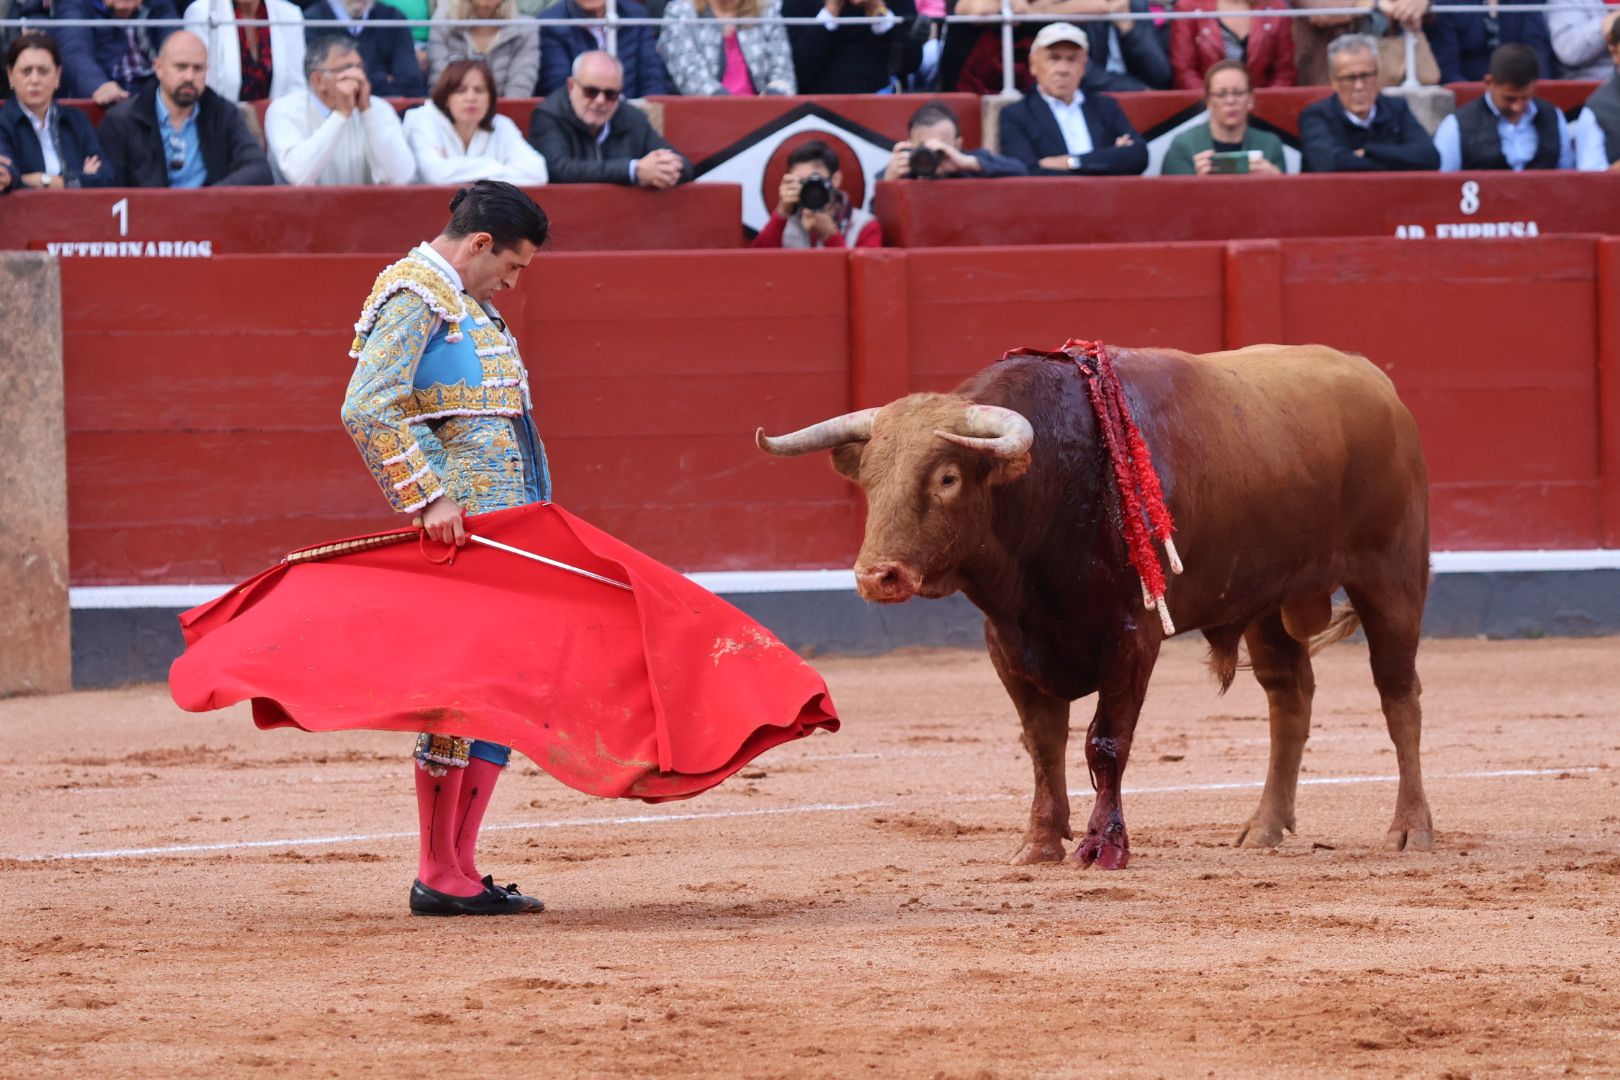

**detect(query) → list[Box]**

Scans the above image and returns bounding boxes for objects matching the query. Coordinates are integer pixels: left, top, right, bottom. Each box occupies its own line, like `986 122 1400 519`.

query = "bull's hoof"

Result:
1234 818 1290 849
1074 836 1129 870
1010 836 1068 865
1384 827 1436 852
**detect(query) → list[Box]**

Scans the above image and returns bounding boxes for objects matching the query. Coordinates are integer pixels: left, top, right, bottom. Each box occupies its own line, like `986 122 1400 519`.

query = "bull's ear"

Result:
830 443 864 481
990 452 1031 485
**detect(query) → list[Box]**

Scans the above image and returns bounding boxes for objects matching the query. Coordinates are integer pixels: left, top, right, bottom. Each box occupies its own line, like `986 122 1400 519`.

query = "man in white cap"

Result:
996 22 1148 176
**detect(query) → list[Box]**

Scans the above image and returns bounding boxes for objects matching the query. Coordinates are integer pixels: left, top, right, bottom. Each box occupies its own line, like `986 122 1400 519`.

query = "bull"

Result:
757 342 1432 868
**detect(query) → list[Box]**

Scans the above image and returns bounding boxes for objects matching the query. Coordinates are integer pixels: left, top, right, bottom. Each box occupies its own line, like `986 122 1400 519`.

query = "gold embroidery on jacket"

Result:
349 256 468 357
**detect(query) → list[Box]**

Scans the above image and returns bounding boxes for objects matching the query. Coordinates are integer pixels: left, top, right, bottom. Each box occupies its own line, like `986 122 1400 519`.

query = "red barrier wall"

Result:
876 173 1620 247
651 93 984 161
846 244 1227 405
13 172 1613 260
1271 238 1606 549
1446 81 1600 113
0 185 743 253
59 238 1620 585
60 252 858 583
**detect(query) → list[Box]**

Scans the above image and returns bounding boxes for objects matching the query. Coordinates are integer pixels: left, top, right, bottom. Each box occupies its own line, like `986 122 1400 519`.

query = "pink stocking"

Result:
454 758 504 884
415 765 480 896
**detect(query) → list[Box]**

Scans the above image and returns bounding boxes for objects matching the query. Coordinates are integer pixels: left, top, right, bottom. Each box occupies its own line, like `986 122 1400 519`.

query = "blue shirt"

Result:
155 91 206 189
1570 107 1612 171
1434 96 1576 172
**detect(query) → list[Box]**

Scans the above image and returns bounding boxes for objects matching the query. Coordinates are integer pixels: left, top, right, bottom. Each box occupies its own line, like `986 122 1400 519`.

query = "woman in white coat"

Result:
403 59 549 185
182 0 306 102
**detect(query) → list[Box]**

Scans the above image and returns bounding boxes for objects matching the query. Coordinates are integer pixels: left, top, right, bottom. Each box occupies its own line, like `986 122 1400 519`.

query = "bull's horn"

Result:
934 404 1035 459
755 408 880 457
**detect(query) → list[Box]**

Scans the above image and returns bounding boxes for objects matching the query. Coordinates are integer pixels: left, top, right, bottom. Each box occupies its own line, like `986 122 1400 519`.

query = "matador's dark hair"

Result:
445 181 549 252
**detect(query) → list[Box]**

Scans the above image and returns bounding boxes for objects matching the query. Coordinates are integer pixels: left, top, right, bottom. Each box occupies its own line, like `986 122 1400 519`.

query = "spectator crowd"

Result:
0 0 1616 199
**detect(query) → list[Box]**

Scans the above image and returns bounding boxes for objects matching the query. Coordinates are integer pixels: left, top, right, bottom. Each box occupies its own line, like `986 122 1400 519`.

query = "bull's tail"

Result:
1305 604 1362 656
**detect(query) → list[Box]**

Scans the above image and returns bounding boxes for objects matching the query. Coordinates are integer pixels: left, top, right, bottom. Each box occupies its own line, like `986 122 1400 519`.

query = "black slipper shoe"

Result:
482 875 545 913
410 879 543 916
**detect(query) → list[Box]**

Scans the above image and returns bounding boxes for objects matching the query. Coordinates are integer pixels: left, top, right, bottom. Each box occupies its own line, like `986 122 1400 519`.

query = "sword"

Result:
285 529 633 592
465 534 633 592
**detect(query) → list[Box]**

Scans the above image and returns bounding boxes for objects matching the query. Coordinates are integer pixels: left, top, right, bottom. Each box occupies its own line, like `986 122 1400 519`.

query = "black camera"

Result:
796 175 832 212
908 146 941 178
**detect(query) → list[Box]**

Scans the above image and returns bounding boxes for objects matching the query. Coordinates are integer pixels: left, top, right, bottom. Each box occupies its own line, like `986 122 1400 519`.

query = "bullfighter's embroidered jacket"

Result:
341 244 551 515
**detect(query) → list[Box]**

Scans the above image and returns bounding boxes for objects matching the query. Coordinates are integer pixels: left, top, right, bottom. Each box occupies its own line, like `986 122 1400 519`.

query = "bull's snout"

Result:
855 561 921 603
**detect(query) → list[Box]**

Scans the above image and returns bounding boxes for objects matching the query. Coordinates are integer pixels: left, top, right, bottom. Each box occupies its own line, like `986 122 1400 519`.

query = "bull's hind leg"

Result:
988 626 1073 865
1075 630 1161 870
1235 611 1316 849
1345 581 1434 851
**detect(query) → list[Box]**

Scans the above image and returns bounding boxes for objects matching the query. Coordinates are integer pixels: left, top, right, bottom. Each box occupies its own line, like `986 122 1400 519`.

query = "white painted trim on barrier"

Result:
689 569 857 593
71 585 227 609
1429 549 1620 573
8 765 1597 863
66 570 863 610
66 551 1619 609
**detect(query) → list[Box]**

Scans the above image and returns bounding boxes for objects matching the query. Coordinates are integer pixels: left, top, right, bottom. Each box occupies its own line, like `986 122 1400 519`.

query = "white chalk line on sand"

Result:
19 736 1511 797
9 766 1597 864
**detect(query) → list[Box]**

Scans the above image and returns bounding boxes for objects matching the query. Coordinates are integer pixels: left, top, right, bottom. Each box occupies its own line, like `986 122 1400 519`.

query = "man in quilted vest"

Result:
1432 42 1578 170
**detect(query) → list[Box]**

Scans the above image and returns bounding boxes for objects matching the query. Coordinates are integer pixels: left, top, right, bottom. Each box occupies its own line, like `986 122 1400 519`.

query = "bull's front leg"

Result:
987 625 1072 865
1075 630 1161 871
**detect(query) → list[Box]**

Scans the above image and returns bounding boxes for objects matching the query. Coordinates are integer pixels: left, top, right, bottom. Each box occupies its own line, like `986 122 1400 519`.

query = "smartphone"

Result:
1209 150 1254 174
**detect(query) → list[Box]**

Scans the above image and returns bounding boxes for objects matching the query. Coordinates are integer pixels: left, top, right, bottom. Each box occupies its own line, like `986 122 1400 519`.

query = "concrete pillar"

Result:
630 97 665 135
0 253 71 696
1382 85 1456 135
981 95 1014 154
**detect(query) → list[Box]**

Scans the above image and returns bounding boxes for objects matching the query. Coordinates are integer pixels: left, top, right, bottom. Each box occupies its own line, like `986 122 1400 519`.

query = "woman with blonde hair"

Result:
404 58 549 183
428 0 542 97
659 0 797 95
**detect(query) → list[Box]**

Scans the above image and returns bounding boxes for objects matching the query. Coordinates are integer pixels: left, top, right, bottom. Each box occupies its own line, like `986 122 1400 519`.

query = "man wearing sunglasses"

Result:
98 29 273 186
528 50 693 186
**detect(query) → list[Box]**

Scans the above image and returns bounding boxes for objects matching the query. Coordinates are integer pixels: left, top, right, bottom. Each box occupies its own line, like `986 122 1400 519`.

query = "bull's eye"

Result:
940 473 957 487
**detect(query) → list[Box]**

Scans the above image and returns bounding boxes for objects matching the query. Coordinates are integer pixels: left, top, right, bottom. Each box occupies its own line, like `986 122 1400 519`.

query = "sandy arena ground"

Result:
3 636 1618 1078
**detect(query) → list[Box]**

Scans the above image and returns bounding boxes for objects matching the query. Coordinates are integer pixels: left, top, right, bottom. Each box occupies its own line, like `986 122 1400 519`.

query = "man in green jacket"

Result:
1161 59 1288 175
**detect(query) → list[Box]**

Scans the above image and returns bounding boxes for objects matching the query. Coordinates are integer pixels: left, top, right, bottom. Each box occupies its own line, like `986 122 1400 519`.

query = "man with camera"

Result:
751 139 884 248
882 101 1027 180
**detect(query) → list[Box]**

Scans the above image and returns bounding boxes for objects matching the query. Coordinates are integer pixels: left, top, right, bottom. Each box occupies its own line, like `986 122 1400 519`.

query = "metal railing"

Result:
2 3 1579 96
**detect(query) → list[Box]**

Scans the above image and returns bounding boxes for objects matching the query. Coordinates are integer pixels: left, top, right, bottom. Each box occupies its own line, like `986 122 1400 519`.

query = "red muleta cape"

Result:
168 503 839 802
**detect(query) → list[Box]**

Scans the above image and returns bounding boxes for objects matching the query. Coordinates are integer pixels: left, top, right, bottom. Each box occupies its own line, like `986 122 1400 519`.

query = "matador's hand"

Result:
414 496 466 546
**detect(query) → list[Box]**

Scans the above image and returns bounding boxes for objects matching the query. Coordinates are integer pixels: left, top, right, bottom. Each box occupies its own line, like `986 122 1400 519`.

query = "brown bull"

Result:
758 343 1432 868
